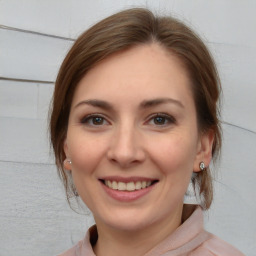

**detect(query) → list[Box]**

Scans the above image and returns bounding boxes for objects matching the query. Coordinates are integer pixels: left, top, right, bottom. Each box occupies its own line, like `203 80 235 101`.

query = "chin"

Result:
110 219 152 232
94 208 154 232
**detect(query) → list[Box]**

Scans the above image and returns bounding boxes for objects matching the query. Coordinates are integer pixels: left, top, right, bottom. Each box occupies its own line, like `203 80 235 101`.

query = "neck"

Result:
93 205 184 256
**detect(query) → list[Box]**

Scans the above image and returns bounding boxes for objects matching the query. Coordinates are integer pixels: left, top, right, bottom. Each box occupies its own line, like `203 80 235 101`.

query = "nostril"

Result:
106 133 146 166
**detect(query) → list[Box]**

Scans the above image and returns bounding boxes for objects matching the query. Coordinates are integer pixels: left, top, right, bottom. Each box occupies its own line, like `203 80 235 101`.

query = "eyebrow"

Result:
74 98 184 110
140 98 184 109
74 99 114 110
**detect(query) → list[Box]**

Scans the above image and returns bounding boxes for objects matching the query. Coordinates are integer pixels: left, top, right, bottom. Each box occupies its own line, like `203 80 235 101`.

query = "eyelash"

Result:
80 113 176 127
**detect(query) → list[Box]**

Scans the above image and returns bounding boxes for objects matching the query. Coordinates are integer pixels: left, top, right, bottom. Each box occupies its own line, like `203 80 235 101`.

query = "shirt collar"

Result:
81 205 204 255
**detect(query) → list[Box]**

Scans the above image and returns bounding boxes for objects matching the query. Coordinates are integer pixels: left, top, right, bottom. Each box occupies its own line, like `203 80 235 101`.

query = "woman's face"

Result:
64 44 212 232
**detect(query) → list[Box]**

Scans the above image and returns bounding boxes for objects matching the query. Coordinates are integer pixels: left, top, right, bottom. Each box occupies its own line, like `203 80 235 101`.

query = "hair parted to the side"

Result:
50 8 221 210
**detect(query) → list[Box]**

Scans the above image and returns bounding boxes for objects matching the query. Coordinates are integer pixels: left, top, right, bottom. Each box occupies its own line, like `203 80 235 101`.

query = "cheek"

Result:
150 134 198 175
67 132 108 175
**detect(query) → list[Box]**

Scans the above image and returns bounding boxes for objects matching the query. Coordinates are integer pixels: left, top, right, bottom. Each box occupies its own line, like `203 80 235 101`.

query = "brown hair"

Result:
50 8 221 210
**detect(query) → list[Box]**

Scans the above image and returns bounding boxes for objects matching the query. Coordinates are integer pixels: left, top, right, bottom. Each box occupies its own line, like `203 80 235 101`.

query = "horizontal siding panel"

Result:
0 216 80 256
0 0 73 38
0 80 38 119
0 28 72 81
0 0 130 39
0 117 53 164
0 80 54 120
210 42 256 132
171 0 256 47
0 1 256 47
0 161 94 255
37 82 54 120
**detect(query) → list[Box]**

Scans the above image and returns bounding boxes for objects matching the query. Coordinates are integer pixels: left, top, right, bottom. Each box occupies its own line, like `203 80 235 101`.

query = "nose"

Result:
107 124 146 168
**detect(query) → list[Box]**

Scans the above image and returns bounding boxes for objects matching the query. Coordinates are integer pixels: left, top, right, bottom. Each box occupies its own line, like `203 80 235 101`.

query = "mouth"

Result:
100 179 159 192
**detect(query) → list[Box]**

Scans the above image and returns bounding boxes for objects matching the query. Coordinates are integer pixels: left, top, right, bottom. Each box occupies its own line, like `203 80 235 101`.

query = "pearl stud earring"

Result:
64 159 72 170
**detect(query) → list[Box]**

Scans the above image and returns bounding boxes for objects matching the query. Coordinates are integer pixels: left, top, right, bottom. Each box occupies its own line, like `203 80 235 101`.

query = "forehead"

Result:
71 43 194 107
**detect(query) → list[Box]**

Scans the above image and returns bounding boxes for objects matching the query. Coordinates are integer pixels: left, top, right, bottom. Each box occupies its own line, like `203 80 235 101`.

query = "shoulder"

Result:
57 226 96 256
57 240 83 256
190 232 245 256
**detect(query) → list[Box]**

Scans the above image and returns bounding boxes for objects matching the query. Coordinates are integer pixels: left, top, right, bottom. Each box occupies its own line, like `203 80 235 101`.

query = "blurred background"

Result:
0 0 255 255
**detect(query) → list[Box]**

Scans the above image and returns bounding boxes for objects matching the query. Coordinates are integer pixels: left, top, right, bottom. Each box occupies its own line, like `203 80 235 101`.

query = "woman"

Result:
50 8 244 256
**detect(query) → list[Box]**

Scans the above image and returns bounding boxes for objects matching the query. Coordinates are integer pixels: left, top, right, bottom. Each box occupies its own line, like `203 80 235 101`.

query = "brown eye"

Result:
81 114 109 126
149 113 176 126
147 113 176 127
92 117 104 125
153 116 166 125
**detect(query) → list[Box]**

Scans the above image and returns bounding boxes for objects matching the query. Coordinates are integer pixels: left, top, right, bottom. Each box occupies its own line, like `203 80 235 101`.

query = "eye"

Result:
81 114 109 126
153 116 167 125
148 113 176 126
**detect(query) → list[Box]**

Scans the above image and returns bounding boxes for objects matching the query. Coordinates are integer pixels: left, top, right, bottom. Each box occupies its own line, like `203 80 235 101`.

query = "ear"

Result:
193 129 214 172
64 138 69 158
63 138 72 171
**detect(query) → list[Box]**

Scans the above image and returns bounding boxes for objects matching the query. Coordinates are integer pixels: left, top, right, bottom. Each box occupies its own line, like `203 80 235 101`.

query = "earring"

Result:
64 158 72 170
199 161 205 171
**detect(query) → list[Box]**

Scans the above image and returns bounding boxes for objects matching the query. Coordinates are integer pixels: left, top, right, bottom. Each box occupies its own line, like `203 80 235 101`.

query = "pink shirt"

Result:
58 206 244 256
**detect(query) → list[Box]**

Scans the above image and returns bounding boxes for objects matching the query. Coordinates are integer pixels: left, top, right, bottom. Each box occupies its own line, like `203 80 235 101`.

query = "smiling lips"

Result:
101 178 158 202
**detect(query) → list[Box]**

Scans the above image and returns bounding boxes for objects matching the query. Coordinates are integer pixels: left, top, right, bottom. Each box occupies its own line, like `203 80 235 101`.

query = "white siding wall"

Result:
0 1 255 255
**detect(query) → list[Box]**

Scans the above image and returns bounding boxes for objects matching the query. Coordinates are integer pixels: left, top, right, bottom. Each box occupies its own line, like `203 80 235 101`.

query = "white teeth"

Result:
135 181 142 190
112 181 118 190
146 181 151 187
104 180 153 191
126 182 135 191
117 182 126 191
